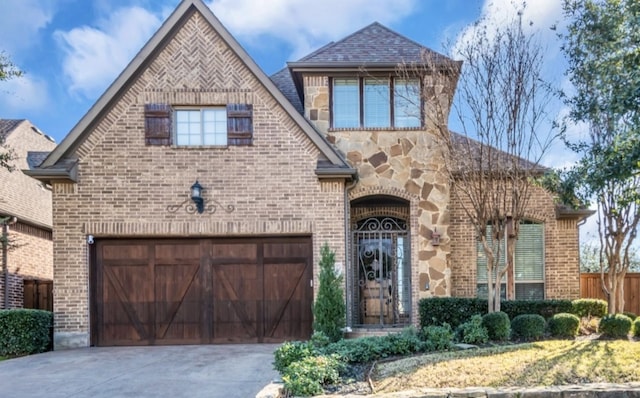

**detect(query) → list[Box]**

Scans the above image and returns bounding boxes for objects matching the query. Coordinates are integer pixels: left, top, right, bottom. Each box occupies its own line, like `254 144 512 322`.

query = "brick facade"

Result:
49 10 347 348
449 184 582 300
0 119 56 309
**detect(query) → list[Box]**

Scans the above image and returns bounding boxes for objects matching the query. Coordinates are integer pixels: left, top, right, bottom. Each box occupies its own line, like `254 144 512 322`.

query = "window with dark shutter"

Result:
227 104 253 146
144 103 172 145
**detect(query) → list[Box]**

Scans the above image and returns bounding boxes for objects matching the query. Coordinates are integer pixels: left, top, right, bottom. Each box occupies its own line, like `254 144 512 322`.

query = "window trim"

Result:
329 76 423 130
174 107 228 147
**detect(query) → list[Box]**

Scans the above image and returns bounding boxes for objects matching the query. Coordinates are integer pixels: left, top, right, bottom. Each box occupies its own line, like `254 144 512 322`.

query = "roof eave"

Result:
555 205 596 221
23 166 78 185
315 167 357 180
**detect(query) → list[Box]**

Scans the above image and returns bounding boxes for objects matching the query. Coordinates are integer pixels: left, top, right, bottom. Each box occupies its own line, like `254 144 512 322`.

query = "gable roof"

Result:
33 0 353 181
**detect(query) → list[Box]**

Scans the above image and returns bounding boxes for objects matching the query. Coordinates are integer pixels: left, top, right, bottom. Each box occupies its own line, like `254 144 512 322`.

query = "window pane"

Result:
175 108 226 146
363 78 390 127
515 223 544 281
515 283 544 300
394 79 421 127
476 225 506 283
333 78 359 128
477 283 507 300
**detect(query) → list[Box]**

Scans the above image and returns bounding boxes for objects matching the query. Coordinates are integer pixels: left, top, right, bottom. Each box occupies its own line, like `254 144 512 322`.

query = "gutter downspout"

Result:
344 178 358 329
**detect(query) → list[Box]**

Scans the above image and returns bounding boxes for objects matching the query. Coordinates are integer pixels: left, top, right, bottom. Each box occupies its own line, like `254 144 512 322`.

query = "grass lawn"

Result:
372 339 640 393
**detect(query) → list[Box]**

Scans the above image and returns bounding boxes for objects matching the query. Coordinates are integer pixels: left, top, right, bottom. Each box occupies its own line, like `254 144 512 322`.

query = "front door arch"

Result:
349 196 411 327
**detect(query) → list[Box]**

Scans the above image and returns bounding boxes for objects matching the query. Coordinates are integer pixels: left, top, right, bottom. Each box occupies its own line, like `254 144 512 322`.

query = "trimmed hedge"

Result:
482 311 511 341
548 313 580 338
511 314 546 341
572 299 607 318
633 318 640 338
599 314 633 339
0 309 53 356
419 297 573 329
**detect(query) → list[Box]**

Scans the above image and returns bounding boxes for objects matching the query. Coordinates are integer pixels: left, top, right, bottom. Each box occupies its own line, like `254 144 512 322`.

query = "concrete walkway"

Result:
0 344 280 398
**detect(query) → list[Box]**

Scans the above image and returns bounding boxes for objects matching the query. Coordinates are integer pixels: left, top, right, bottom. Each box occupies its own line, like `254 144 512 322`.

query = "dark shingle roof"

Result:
294 22 448 65
270 68 304 114
451 132 547 174
27 151 51 170
0 119 24 139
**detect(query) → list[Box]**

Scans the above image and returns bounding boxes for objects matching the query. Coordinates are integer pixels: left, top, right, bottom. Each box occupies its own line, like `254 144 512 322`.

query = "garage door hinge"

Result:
310 279 313 287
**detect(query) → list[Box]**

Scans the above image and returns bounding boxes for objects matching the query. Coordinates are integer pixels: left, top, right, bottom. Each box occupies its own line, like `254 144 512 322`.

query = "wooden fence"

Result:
580 273 640 316
23 280 53 312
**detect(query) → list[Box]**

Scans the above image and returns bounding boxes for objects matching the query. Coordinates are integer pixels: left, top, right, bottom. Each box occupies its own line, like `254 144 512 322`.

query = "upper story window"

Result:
143 103 253 147
176 108 227 146
331 77 421 129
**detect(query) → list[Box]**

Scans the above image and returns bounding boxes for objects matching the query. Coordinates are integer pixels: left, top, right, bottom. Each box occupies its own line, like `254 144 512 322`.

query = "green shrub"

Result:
599 314 633 339
273 341 316 374
420 324 454 351
457 314 489 345
0 309 52 356
511 314 546 341
482 311 511 341
310 331 332 349
384 327 426 356
501 299 573 320
419 297 573 330
571 299 607 318
313 244 345 342
633 318 640 338
548 313 580 338
282 354 343 397
622 312 637 320
419 297 486 329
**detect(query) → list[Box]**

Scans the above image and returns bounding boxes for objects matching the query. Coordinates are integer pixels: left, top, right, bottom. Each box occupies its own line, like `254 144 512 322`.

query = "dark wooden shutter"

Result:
227 104 253 146
144 104 172 145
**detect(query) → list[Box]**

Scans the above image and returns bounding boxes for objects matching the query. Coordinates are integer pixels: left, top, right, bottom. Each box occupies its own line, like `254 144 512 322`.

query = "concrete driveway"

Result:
0 344 281 398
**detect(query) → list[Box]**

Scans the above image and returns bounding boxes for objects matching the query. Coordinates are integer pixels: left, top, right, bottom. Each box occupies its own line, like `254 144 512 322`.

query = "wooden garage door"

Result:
92 237 312 346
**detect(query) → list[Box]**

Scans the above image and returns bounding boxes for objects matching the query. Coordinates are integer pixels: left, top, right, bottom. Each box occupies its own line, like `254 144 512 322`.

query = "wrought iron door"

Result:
351 217 411 327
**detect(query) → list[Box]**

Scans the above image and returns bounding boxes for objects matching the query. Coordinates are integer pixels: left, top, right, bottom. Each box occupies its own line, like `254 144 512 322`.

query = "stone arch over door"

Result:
349 195 412 327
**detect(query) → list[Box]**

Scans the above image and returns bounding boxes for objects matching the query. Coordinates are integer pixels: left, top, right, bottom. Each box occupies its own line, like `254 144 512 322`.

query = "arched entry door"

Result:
350 196 411 327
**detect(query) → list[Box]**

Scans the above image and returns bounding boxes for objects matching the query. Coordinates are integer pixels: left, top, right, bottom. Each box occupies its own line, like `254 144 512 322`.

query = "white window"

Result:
175 108 227 146
331 77 421 129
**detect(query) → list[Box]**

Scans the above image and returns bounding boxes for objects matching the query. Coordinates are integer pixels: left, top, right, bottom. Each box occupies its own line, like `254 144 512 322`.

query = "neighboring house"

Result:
28 0 590 349
0 119 56 309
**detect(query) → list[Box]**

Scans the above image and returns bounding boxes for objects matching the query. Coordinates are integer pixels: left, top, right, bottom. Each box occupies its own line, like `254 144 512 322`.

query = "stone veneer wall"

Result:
449 183 582 299
50 11 347 349
303 75 454 325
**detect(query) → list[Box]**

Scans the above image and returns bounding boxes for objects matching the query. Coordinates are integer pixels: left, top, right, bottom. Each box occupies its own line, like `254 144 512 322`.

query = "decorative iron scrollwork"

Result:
166 198 235 214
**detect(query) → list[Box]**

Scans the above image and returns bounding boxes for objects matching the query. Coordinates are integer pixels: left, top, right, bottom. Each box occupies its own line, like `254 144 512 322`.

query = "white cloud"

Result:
208 0 417 59
0 0 55 55
452 0 562 57
0 74 49 113
55 6 162 99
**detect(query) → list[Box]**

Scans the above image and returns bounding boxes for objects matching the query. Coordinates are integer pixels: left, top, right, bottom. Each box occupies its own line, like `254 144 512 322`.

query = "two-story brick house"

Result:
29 0 589 349
1 119 56 309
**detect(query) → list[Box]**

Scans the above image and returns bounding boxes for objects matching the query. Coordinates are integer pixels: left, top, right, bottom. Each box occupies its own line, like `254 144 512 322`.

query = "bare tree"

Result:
397 8 556 312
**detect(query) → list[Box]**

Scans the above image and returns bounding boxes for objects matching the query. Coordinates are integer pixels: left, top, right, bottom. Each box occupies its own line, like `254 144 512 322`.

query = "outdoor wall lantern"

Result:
190 180 204 214
431 227 441 246
166 180 235 215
